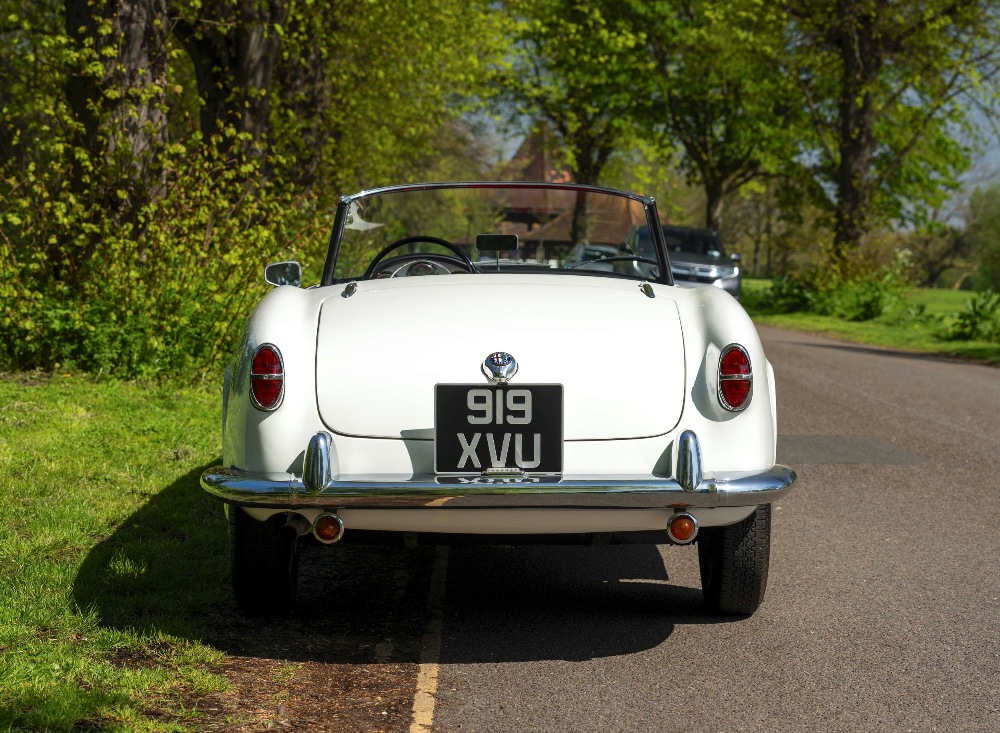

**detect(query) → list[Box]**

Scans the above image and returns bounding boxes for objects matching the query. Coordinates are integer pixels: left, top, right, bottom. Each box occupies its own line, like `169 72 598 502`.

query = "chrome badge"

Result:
482 352 518 383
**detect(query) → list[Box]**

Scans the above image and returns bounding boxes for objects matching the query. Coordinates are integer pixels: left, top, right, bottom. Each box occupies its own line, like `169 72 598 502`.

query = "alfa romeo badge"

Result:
482 352 518 383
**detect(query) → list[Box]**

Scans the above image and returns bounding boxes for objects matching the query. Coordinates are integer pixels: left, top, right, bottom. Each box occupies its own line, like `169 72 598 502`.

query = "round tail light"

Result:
667 512 698 544
719 344 752 411
250 344 284 411
312 513 345 544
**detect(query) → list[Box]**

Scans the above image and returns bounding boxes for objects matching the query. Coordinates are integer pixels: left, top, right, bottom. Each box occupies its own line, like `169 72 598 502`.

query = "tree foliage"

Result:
498 0 652 186
625 0 806 232
1 0 998 379
0 0 503 377
785 0 1000 255
965 183 1000 290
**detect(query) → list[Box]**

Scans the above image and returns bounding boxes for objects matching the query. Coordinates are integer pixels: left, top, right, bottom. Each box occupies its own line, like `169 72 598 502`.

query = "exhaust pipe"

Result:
667 511 698 545
281 513 312 541
312 513 345 544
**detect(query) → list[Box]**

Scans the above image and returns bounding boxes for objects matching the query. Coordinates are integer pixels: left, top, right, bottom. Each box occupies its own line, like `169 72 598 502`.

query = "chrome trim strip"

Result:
199 465 796 510
339 181 656 206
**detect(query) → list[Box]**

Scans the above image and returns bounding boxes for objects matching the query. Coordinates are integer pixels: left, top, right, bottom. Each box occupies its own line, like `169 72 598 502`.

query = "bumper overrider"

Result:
201 430 796 510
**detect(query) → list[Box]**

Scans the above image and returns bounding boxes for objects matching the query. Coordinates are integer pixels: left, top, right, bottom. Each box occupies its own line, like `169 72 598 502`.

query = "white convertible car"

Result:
201 182 795 617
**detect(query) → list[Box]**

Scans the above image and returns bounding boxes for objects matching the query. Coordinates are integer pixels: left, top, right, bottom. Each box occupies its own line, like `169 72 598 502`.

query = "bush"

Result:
966 185 1000 291
758 249 912 321
0 139 328 379
760 275 812 313
880 301 940 329
941 290 1000 342
814 279 890 321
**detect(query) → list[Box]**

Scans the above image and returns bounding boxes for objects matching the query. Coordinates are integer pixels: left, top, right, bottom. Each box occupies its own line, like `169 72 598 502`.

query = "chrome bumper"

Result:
202 430 795 510
199 466 796 510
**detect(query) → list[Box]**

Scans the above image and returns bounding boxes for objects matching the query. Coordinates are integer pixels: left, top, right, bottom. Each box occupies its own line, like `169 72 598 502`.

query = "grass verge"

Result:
0 374 237 731
743 281 1000 365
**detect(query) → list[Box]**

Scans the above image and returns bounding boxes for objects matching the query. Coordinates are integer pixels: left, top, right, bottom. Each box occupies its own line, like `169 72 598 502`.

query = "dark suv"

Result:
635 226 742 299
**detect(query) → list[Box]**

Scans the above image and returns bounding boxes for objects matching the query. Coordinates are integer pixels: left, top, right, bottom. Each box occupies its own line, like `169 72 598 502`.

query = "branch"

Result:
891 0 964 47
795 72 837 164
875 66 973 187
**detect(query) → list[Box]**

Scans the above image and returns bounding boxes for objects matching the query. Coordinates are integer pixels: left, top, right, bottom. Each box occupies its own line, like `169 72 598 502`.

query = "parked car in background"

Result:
634 225 742 299
200 182 794 619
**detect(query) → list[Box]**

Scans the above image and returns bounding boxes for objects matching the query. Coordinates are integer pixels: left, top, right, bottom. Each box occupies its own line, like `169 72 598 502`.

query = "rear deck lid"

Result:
315 277 686 440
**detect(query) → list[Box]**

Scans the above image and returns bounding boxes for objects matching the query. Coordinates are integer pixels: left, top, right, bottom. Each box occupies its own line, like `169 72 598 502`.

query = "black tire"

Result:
229 507 299 616
698 504 771 616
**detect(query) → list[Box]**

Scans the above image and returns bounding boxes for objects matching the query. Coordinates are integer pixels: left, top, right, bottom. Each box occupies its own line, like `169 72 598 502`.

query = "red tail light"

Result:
250 344 284 411
719 344 752 411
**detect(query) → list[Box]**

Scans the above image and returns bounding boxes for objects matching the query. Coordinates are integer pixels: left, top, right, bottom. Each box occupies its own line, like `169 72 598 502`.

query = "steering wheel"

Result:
565 255 661 270
374 254 467 278
363 236 476 280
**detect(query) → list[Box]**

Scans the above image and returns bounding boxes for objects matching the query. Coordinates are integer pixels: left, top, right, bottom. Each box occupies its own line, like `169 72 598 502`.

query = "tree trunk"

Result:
65 0 169 183
570 193 589 245
174 19 230 141
236 1 286 151
704 178 724 232
63 0 169 283
832 80 877 258
830 0 881 260
569 138 612 244
172 0 287 155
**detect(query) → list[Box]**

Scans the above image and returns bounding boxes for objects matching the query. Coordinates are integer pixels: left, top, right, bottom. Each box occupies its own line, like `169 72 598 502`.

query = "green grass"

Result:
897 286 977 318
0 375 234 731
742 280 1000 365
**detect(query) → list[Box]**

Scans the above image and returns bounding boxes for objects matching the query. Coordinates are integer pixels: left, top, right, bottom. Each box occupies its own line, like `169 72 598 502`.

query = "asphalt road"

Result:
425 325 1000 733
253 325 1000 732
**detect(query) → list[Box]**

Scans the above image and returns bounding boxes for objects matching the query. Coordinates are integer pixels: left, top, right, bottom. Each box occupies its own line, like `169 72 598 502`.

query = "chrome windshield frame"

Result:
320 182 673 287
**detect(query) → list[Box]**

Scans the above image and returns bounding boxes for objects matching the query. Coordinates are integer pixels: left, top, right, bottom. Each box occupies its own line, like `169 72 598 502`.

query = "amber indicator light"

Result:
670 514 697 542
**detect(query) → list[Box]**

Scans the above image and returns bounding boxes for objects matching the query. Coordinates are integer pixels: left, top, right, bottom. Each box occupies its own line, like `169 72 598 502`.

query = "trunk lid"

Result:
316 277 685 440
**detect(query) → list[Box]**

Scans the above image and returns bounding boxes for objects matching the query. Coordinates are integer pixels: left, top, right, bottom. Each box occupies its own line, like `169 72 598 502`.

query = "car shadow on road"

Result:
73 464 737 666
437 544 736 664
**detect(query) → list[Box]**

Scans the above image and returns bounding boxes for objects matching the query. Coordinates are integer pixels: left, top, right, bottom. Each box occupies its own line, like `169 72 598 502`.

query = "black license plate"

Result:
434 384 563 474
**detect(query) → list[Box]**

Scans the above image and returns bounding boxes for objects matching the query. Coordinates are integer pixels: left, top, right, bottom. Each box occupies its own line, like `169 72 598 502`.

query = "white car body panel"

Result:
222 280 776 491
315 276 685 440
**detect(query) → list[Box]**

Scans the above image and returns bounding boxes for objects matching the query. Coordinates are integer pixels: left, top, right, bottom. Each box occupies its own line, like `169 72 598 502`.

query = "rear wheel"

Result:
229 508 299 616
698 504 771 616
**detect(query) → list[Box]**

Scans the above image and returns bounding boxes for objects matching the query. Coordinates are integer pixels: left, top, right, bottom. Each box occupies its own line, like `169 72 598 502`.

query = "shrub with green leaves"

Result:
759 274 812 313
0 139 328 379
758 248 913 321
941 289 1000 342
813 278 894 321
0 0 504 381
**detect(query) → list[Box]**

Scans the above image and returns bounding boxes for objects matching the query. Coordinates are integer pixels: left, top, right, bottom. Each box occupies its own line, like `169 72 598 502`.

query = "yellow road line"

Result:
409 545 450 733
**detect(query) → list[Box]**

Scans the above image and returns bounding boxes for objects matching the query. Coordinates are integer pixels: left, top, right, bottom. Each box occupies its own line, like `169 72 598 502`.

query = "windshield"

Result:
327 184 664 282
